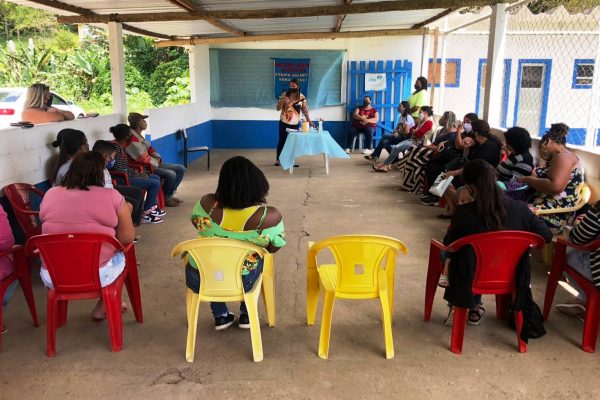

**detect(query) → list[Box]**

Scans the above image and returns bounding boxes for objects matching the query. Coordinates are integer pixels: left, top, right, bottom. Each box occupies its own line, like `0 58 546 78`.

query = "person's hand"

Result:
360 120 367 126
463 137 475 147
446 170 459 177
517 175 529 184
438 142 446 151
47 107 59 113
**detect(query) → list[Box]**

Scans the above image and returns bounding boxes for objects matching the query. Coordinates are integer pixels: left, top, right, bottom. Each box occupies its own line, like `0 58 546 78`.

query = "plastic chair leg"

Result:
306 256 320 326
582 293 600 353
102 284 123 352
317 290 336 359
57 300 68 328
123 248 143 323
424 245 442 321
46 289 58 357
261 258 276 327
185 288 201 362
17 269 39 327
379 291 395 359
157 188 165 209
244 291 264 362
495 294 509 320
542 242 554 266
450 307 468 354
515 310 527 353
543 255 565 320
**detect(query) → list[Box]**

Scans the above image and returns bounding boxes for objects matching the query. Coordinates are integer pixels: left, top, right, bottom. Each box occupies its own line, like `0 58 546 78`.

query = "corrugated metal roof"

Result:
342 9 446 31
226 16 338 34
127 21 224 36
196 0 340 11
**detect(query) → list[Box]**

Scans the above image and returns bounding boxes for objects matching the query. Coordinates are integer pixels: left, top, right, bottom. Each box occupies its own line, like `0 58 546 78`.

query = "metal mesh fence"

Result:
433 1 600 150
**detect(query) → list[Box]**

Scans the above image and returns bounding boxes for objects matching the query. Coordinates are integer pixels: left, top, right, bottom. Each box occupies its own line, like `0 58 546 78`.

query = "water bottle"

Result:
318 120 323 132
298 117 303 131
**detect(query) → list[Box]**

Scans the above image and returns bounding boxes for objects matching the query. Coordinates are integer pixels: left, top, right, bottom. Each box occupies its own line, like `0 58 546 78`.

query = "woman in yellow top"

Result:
189 156 286 330
407 77 429 121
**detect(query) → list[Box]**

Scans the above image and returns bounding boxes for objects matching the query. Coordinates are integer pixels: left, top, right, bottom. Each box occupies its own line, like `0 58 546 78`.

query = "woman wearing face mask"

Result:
366 101 414 161
51 129 89 186
275 79 313 166
372 106 435 172
407 77 429 120
518 123 584 232
346 95 379 154
21 83 75 124
454 113 478 151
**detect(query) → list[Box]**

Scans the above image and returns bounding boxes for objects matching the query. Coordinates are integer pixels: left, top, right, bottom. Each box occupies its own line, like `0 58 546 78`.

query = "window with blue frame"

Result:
572 59 594 89
427 58 461 87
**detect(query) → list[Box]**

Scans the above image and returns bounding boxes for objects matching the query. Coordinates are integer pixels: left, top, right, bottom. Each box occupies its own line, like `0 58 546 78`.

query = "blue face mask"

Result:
107 159 115 169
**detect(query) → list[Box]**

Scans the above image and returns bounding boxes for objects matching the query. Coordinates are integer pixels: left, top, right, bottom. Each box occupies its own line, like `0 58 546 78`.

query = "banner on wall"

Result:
273 58 310 99
364 73 387 91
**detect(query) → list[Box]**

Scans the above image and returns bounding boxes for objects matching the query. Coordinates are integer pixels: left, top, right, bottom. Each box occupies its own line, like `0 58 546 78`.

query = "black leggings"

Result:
276 121 298 161
115 185 144 225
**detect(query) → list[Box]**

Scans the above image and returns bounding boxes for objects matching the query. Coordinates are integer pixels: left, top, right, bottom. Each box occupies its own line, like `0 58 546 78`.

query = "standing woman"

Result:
21 83 75 124
407 77 429 121
275 79 313 166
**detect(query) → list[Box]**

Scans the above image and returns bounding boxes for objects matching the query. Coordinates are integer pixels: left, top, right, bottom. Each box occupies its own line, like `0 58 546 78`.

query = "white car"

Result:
0 87 86 128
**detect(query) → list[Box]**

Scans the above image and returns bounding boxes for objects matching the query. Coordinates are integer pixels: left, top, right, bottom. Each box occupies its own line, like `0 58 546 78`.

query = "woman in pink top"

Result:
40 152 136 320
1 206 17 333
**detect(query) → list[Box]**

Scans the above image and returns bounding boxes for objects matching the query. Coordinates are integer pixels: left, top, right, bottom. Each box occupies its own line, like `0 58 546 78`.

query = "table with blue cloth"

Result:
279 130 350 174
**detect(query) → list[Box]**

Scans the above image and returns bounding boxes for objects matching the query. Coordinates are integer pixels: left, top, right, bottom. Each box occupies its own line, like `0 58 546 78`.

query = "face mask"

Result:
107 159 115 169
464 122 472 132
46 96 53 107
414 84 420 90
363 101 370 107
419 113 426 120
289 88 299 94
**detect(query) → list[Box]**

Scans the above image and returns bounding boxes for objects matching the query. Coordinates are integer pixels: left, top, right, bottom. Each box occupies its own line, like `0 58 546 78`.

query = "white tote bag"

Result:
429 173 454 197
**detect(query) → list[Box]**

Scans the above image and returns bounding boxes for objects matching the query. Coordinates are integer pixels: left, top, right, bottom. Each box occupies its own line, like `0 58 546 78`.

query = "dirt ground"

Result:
1 149 598 400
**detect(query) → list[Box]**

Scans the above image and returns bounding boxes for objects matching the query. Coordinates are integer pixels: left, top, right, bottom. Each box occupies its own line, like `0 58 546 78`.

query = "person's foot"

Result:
345 148 350 154
92 302 127 321
150 206 166 217
363 149 373 155
165 197 180 207
141 213 163 224
468 305 485 325
238 313 250 329
438 275 449 288
444 306 454 326
437 213 453 219
364 155 377 161
420 195 440 206
555 302 586 322
1 325 7 334
274 161 281 166
214 313 235 331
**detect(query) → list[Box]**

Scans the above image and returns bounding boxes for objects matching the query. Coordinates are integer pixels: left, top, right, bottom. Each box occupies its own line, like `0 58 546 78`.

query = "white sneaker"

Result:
345 148 351 154
363 149 373 155
141 213 163 224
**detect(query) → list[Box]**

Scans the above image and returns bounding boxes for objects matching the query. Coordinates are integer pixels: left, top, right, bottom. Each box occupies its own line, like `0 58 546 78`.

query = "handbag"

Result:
429 172 454 197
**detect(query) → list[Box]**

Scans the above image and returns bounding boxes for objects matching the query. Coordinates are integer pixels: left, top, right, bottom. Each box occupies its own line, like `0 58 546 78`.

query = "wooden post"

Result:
438 19 449 113
429 28 440 107
483 3 508 126
108 22 127 119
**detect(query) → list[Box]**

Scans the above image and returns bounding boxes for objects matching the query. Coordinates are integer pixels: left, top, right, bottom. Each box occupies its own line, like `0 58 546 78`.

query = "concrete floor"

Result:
1 149 598 399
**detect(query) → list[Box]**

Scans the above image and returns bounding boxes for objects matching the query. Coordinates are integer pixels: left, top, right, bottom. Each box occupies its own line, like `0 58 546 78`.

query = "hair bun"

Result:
51 140 60 148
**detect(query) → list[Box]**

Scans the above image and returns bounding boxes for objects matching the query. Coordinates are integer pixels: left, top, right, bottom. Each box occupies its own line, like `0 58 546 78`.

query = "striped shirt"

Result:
569 206 600 287
497 152 534 181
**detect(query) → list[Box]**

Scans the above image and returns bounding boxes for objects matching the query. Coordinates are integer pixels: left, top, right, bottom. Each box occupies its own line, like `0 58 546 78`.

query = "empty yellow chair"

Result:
172 238 274 363
306 235 407 359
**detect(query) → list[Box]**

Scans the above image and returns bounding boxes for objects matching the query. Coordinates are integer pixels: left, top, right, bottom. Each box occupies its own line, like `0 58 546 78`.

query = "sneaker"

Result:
150 206 166 217
214 313 235 331
238 313 250 329
420 195 440 206
345 148 350 154
555 302 586 322
363 149 373 156
164 197 180 207
141 213 163 224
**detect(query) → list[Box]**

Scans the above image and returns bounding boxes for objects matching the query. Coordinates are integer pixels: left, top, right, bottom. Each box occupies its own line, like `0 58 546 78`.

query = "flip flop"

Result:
438 275 450 288
1 325 7 334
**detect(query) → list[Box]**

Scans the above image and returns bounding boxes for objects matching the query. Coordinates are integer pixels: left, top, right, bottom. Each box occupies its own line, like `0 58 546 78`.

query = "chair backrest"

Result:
577 183 591 208
445 231 545 294
26 233 124 293
172 238 269 300
4 183 45 238
308 235 407 296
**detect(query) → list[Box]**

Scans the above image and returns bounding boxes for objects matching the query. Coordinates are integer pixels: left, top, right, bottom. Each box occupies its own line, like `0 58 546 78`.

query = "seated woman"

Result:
439 120 502 218
366 101 414 161
496 126 534 199
188 156 286 330
442 160 552 325
39 152 136 320
1 206 17 334
109 124 165 224
552 200 600 320
395 110 457 193
518 123 584 231
51 129 89 186
21 83 75 124
346 95 379 154
372 106 435 172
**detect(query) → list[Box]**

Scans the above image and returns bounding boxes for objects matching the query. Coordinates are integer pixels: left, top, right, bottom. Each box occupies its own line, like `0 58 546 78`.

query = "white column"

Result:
420 31 431 78
188 44 212 123
438 18 449 114
585 25 600 148
108 22 126 119
483 3 508 127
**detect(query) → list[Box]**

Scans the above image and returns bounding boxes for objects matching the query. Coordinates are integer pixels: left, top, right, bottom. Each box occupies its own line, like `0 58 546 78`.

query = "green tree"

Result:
0 39 53 85
148 57 189 106
0 1 58 39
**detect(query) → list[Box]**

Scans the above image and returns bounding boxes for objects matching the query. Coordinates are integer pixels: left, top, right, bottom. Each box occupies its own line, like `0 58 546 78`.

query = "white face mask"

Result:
420 113 426 120
464 122 472 132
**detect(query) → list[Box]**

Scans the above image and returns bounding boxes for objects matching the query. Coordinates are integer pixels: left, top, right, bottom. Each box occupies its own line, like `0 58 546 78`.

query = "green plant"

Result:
148 57 189 106
0 38 53 85
162 76 190 106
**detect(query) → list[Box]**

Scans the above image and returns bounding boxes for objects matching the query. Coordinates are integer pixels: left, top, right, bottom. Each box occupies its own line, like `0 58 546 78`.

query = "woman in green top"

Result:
407 77 429 120
188 156 286 330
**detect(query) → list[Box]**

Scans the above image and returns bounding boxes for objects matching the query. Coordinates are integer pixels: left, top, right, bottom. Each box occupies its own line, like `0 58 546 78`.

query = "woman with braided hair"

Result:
518 123 584 231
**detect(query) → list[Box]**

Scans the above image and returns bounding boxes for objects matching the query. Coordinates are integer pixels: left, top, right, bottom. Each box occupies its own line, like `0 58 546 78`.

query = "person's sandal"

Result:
467 305 485 325
1 325 7 334
364 155 376 161
444 306 454 326
438 275 449 288
274 161 280 166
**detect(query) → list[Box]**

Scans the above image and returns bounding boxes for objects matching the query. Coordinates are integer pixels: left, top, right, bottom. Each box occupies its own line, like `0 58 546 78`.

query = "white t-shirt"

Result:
394 113 416 130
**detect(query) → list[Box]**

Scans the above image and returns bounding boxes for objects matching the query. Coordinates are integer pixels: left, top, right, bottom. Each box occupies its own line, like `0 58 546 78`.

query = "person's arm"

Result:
366 111 379 124
0 209 15 252
115 201 135 244
300 99 312 123
518 153 575 195
125 140 152 164
352 107 363 121
48 107 75 121
276 94 289 111
569 207 600 245
411 120 433 139
259 207 285 253
446 168 464 177
22 108 66 124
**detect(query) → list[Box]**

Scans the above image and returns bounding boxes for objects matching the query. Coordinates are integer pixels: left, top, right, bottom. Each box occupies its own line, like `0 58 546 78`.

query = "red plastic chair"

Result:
109 169 165 210
26 233 143 356
543 237 600 352
0 244 40 350
3 183 45 239
424 231 546 354
128 160 166 209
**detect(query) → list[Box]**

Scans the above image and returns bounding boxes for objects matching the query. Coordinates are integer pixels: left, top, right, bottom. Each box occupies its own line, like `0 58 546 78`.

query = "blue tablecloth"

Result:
279 130 349 170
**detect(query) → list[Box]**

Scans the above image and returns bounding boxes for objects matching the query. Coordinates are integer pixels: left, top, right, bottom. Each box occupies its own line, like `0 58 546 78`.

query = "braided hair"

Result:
541 123 569 145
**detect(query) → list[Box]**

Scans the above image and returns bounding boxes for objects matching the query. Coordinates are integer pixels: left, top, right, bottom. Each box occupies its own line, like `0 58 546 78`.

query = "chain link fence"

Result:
431 0 600 150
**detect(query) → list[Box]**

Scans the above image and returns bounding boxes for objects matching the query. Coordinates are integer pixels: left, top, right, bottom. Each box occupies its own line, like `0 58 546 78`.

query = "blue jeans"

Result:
2 281 18 311
348 125 376 150
155 163 186 198
185 258 264 317
383 139 414 165
130 174 161 211
371 133 405 159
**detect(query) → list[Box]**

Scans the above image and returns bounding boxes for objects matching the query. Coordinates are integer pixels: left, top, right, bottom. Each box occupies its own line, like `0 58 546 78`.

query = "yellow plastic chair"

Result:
171 238 275 363
535 183 591 266
306 235 408 359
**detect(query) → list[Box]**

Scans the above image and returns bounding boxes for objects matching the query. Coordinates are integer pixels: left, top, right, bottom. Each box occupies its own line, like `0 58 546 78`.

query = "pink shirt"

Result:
40 186 125 267
0 206 15 280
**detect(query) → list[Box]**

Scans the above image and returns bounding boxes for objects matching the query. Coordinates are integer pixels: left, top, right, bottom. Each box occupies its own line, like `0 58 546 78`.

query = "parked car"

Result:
0 87 86 128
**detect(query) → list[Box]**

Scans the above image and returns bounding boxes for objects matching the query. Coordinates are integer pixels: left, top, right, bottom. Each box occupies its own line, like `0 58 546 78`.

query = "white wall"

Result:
0 115 121 189
209 35 425 122
144 103 209 140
